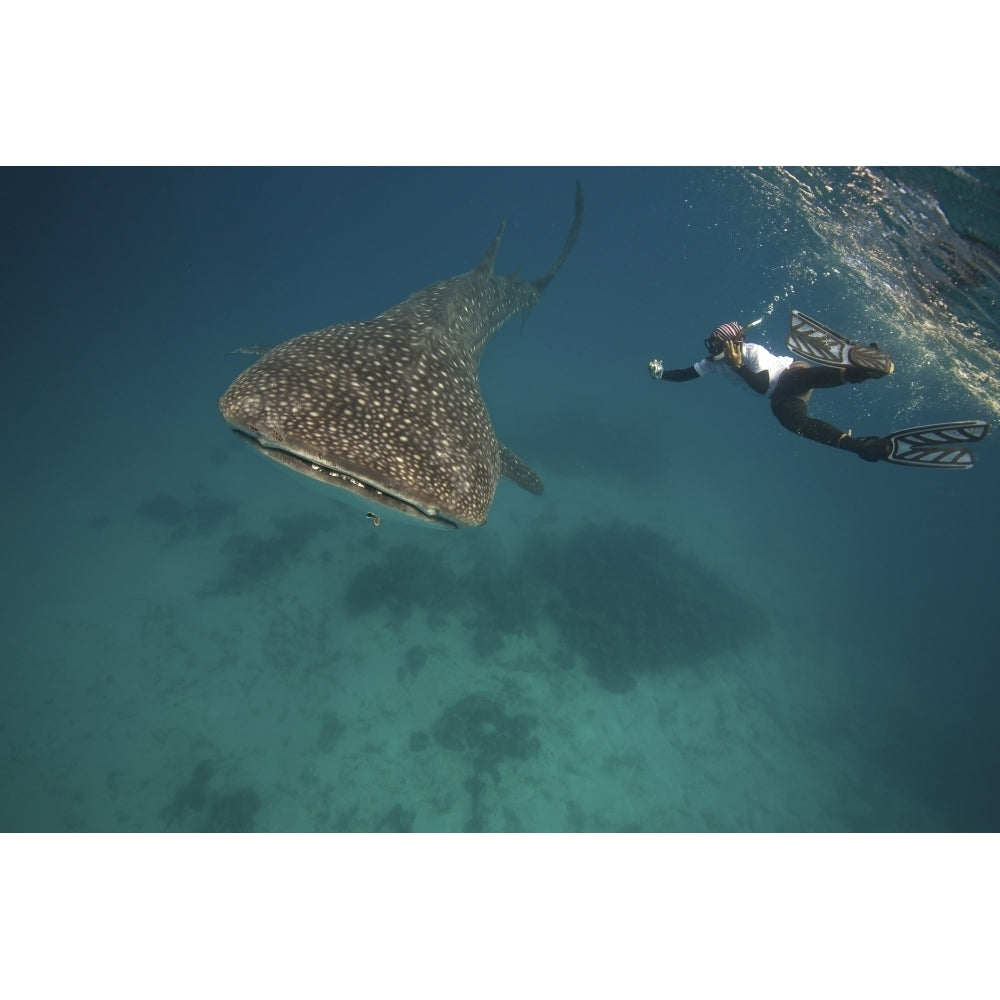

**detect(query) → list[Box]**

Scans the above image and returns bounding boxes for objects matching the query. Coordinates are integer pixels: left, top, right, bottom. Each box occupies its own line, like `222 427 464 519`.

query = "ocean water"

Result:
2 166 998 833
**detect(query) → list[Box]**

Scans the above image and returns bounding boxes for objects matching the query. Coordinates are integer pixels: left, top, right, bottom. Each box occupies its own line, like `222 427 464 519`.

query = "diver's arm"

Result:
661 366 700 382
734 364 769 394
724 342 769 394
648 360 699 382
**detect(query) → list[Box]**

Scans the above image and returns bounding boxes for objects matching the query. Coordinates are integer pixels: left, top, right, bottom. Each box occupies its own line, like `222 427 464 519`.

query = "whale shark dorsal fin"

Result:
474 222 506 275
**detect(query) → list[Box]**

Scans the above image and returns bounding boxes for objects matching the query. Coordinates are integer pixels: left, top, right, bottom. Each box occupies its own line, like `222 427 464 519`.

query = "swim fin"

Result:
788 311 894 376
880 420 990 469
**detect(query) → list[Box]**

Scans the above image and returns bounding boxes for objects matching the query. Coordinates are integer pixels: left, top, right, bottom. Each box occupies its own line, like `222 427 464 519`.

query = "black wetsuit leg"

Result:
769 362 848 447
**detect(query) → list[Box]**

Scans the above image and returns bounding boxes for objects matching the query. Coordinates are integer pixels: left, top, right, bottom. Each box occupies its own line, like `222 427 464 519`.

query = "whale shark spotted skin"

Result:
218 183 583 528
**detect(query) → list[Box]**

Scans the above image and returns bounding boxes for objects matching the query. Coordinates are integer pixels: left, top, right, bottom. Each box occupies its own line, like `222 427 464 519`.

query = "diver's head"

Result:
705 321 744 360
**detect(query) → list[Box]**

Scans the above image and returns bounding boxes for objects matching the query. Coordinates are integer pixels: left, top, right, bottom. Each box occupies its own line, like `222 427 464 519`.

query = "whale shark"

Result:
219 182 583 527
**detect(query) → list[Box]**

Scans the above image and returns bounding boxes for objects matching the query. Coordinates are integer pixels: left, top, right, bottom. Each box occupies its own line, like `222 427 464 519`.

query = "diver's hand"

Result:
648 359 664 379
723 341 743 368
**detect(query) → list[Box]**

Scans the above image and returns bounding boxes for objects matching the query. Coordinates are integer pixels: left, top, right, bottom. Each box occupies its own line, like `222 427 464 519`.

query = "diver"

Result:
647 312 990 468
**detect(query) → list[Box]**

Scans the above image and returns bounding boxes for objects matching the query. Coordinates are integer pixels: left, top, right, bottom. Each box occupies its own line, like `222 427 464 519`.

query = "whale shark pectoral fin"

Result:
227 345 275 357
499 442 544 496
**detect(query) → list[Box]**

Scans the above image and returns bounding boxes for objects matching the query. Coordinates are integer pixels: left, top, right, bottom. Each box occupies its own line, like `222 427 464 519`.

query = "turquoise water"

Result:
2 166 998 832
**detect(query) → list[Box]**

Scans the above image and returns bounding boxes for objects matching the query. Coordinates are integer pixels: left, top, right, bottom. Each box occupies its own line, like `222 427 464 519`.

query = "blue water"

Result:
3 166 999 832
